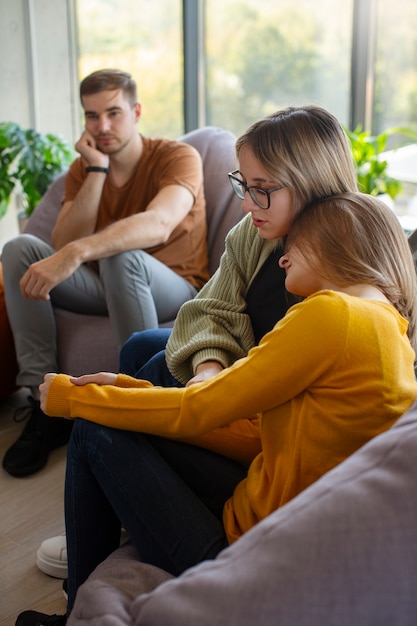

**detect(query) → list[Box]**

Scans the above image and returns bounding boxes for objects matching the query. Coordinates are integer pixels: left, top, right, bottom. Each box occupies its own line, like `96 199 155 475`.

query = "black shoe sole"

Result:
2 422 73 477
2 452 49 477
3 401 73 477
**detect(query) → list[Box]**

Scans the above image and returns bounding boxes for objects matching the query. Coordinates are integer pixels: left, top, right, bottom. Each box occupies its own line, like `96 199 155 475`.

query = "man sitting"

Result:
2 68 208 477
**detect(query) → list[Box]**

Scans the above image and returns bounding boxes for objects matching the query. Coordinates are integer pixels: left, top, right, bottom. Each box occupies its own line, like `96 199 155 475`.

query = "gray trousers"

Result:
2 234 197 389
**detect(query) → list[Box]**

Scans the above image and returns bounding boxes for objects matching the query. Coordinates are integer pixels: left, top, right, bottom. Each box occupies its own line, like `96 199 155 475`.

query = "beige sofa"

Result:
24 126 242 376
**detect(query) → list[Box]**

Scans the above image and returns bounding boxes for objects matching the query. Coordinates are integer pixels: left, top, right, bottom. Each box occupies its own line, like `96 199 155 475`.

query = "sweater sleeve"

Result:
166 215 277 384
45 293 348 439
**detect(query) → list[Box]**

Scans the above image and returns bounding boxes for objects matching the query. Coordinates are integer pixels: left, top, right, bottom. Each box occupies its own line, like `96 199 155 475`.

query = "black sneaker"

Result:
15 611 67 626
2 396 73 477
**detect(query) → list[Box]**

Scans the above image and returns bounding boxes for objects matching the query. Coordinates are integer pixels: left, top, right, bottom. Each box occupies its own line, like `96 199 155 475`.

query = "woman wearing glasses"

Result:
124 105 357 388
35 105 357 591
22 106 372 625
22 190 417 626
117 105 358 462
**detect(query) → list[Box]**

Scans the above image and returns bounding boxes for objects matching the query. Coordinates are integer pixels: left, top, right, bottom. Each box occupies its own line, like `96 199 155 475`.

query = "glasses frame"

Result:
228 170 286 209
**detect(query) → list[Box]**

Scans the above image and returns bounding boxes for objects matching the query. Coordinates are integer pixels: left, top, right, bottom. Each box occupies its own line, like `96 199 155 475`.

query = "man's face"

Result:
82 89 141 154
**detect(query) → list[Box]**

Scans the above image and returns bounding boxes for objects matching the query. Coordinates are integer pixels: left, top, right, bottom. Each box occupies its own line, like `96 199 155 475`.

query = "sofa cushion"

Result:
24 172 65 244
69 399 417 626
68 544 172 625
177 126 241 274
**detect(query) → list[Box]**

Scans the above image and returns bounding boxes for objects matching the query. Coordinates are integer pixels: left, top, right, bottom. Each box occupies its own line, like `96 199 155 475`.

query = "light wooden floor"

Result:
0 389 67 625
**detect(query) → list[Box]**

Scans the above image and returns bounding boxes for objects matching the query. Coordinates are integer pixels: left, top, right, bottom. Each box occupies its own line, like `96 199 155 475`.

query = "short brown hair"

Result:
80 69 138 106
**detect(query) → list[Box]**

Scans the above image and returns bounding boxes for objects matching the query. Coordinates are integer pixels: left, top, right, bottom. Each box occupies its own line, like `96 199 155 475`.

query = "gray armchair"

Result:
24 126 242 375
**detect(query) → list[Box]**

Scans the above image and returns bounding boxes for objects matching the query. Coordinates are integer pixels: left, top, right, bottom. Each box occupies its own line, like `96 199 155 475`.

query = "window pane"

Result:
373 0 417 139
75 0 183 138
205 0 354 137
373 0 417 230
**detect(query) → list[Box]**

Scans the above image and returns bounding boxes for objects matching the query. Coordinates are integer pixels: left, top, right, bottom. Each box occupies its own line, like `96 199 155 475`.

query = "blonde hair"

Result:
235 105 358 217
286 192 417 351
80 69 138 107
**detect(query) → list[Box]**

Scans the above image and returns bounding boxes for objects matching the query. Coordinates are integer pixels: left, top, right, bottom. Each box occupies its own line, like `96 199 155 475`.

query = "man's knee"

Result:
99 249 148 279
2 234 53 280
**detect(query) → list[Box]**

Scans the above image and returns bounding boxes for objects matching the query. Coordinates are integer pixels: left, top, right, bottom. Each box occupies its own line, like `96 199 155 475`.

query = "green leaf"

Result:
344 125 417 199
0 122 75 217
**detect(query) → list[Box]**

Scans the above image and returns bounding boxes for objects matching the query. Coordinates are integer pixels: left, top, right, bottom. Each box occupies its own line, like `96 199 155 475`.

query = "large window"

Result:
75 0 183 138
371 0 417 228
373 0 417 138
75 0 417 140
205 0 353 137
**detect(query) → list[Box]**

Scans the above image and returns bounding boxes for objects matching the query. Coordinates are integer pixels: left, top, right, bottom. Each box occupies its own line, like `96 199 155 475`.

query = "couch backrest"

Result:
25 126 243 276
178 126 243 274
24 172 65 244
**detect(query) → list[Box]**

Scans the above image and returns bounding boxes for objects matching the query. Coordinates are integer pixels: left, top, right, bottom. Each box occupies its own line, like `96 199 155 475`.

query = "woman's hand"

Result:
39 373 58 412
69 372 118 386
186 361 224 387
39 372 118 414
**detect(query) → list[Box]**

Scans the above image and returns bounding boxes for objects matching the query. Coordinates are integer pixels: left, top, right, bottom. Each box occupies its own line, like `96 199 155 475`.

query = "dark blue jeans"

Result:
65 329 248 613
119 328 179 385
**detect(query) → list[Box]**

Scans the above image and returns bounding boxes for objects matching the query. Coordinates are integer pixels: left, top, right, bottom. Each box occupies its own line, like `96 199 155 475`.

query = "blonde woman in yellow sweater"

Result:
19 192 417 626
35 104 361 587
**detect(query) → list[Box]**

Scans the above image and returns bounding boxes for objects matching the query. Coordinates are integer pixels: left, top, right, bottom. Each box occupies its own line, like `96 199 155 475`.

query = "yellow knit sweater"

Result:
45 291 417 543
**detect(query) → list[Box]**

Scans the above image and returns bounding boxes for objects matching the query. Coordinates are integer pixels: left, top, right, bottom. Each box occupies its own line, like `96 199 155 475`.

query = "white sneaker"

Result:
36 529 129 579
36 533 68 579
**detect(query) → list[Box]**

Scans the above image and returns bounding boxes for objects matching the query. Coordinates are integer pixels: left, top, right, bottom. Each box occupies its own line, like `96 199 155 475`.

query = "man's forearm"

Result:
64 212 173 264
51 171 107 249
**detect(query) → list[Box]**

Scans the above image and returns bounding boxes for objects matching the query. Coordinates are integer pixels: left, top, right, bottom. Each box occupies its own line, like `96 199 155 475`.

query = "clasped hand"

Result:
20 245 81 300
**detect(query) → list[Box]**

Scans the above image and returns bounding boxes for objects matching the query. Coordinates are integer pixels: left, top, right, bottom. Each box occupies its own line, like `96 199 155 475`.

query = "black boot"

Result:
15 610 67 626
2 396 73 477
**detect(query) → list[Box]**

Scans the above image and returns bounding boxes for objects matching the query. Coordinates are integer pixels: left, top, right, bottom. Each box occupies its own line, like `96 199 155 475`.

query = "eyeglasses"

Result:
228 170 286 209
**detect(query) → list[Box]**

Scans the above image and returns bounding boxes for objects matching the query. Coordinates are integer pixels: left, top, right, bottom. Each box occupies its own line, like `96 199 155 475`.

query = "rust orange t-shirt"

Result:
63 136 209 289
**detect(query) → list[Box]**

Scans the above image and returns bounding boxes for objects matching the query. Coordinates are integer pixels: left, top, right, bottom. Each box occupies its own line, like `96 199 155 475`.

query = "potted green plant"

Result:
0 122 75 221
345 125 417 200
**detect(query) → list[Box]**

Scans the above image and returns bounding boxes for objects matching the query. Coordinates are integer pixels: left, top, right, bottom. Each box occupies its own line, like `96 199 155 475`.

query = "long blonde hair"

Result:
235 105 358 218
286 192 417 351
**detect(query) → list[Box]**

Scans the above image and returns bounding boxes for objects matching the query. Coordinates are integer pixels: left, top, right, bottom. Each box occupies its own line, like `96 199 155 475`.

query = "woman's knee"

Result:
69 418 93 447
68 419 119 464
69 419 153 473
